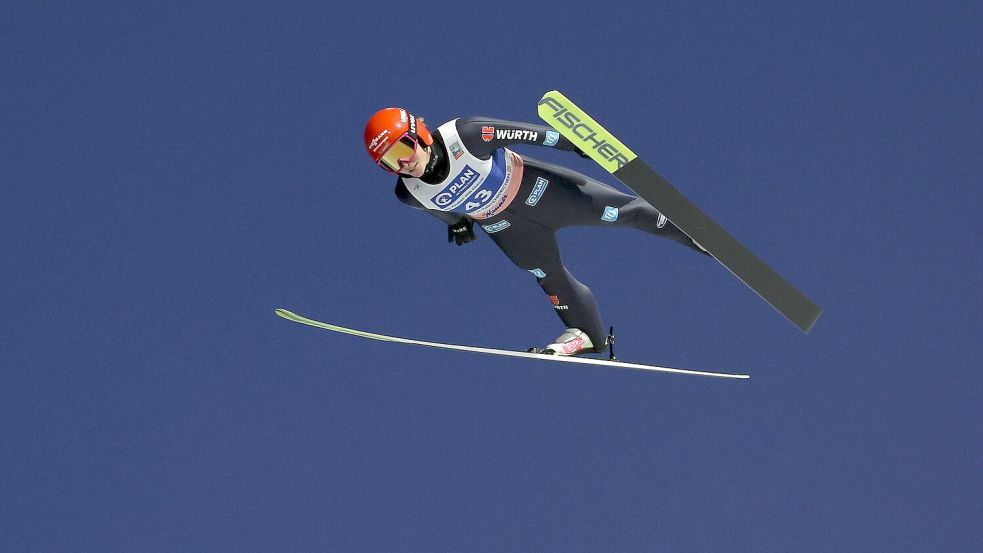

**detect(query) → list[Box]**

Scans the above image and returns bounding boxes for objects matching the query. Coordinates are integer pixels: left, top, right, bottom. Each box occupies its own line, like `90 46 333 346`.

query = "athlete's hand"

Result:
448 217 476 246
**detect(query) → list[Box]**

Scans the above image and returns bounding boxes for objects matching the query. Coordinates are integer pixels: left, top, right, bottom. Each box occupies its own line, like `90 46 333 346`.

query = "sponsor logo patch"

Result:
449 141 464 159
433 165 480 208
495 129 538 142
481 126 495 142
559 338 584 354
544 130 560 146
481 220 511 233
657 213 668 228
601 206 619 222
368 129 390 153
549 295 560 305
526 177 548 206
528 268 546 279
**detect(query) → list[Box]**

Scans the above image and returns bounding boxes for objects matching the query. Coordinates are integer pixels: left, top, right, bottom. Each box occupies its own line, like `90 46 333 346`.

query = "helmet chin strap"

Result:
424 145 439 174
420 140 447 184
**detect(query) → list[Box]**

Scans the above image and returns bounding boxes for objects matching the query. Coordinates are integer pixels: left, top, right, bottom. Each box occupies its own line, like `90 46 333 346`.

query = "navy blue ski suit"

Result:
394 116 706 351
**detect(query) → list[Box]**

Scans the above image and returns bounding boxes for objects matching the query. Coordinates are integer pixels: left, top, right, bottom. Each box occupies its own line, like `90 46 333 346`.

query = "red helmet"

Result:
363 108 433 165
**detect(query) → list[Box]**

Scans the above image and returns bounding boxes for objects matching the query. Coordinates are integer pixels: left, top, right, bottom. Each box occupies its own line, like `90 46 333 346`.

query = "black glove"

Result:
447 217 476 246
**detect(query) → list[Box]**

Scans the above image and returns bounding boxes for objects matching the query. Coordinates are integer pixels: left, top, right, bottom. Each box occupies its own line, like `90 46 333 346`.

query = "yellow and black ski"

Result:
538 90 821 333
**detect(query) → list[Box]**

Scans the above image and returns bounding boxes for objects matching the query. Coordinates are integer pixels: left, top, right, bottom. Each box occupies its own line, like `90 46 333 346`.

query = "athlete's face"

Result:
398 142 430 177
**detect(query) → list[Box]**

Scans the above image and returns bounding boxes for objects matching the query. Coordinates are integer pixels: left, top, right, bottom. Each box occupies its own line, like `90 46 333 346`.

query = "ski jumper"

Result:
395 117 706 351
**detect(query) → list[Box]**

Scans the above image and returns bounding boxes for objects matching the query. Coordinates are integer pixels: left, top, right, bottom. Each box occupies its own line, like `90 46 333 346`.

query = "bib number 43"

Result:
465 189 493 212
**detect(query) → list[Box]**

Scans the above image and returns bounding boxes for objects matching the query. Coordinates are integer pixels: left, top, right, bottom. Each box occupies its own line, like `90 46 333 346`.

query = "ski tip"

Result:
274 308 293 318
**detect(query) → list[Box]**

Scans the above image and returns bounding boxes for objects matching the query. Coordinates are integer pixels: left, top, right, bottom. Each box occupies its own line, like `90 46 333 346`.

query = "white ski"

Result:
275 309 749 379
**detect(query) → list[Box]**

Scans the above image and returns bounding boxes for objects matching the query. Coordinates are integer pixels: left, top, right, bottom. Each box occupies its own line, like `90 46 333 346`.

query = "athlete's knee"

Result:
540 267 589 291
621 198 671 233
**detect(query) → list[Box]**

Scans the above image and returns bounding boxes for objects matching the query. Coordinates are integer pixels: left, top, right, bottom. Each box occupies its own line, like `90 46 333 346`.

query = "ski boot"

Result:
528 328 594 356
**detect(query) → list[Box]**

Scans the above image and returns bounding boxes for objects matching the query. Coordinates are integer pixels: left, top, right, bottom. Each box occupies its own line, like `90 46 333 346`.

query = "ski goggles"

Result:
377 133 421 173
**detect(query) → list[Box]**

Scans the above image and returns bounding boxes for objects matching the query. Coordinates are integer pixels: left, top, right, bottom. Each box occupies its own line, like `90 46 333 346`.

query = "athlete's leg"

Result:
478 214 608 352
521 157 709 255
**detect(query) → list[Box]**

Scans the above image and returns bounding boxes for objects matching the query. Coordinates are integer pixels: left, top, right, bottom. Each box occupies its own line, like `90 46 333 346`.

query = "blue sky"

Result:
2 2 980 551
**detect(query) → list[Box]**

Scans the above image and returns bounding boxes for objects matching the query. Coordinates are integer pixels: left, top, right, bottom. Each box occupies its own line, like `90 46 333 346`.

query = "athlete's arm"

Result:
454 116 582 159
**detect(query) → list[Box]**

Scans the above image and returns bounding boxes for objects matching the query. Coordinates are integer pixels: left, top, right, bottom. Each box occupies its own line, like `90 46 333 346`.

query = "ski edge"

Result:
275 309 750 380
